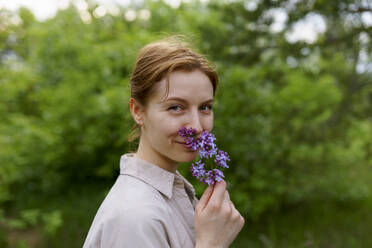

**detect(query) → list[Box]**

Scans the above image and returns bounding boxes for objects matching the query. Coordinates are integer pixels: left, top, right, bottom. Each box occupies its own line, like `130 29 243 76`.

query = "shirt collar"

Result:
119 153 177 199
176 170 196 196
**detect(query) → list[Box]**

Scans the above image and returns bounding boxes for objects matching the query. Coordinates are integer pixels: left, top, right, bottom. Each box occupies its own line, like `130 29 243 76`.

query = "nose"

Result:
187 110 203 135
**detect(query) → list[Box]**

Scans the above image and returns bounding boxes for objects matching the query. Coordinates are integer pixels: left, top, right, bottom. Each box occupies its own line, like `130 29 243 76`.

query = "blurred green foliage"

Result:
1 0 372 247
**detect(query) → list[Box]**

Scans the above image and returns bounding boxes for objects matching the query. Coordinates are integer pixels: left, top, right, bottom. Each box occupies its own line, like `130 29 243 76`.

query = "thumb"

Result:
196 184 214 212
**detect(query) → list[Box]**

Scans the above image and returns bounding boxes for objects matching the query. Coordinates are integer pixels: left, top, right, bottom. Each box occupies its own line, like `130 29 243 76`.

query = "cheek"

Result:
152 117 180 138
144 110 180 138
204 114 214 131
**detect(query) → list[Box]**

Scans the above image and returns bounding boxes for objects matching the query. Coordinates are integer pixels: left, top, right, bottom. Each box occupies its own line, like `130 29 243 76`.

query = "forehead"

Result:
154 70 214 102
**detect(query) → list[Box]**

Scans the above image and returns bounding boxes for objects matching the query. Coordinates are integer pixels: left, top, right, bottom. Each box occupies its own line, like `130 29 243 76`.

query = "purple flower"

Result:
199 144 218 159
200 131 216 146
213 169 225 182
179 127 199 150
204 170 215 185
215 150 230 168
190 160 205 178
183 137 197 151
178 127 196 138
178 126 230 185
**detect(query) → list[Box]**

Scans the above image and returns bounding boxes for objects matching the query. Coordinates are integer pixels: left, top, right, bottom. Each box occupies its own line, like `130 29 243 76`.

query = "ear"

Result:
129 98 144 126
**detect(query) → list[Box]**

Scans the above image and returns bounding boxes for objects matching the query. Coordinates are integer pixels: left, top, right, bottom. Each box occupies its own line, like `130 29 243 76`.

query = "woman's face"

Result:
137 69 214 172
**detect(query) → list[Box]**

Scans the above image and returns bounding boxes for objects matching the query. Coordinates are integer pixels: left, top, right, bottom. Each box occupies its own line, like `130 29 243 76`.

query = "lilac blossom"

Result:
204 170 215 185
198 145 218 159
198 131 218 159
185 137 199 151
215 150 230 168
190 160 206 178
213 169 225 182
179 126 230 185
178 127 199 151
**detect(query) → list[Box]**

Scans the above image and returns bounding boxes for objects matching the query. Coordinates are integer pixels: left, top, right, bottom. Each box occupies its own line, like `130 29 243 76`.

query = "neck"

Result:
135 136 178 173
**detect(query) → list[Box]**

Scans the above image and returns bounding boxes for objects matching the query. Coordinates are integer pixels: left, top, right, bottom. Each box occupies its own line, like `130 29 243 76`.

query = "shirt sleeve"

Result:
88 208 171 248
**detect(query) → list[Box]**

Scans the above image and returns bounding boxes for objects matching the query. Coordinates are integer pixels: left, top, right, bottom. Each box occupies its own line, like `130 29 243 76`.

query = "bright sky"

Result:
0 0 371 44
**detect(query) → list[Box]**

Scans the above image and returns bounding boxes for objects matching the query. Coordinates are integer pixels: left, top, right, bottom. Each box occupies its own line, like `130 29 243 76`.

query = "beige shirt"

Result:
83 153 199 248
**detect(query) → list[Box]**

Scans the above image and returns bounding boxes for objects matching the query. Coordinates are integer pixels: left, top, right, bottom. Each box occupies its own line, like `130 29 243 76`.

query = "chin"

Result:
174 152 198 163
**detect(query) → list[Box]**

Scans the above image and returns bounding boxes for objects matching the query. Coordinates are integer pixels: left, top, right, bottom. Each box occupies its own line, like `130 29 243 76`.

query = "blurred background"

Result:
1 0 372 247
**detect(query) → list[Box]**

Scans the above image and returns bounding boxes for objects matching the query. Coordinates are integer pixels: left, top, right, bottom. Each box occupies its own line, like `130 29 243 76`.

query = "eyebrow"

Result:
162 97 214 104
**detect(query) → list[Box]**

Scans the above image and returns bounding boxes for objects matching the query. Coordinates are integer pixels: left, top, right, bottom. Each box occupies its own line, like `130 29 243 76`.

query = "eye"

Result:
200 104 213 112
168 105 183 112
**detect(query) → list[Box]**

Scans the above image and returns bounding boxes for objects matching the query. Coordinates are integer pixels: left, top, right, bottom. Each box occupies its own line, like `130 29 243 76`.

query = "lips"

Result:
175 141 191 148
175 141 186 144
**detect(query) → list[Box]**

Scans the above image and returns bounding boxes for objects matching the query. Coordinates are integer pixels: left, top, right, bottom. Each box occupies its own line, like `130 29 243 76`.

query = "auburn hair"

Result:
128 36 218 142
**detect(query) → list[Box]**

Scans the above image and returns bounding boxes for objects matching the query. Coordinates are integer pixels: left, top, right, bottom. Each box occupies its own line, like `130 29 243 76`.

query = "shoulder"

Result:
83 175 170 247
94 174 168 224
84 206 169 248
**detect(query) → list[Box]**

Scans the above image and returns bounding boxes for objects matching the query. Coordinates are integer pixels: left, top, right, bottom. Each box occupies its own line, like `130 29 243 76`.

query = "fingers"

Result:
224 190 243 224
229 198 245 229
198 180 244 231
223 190 231 209
196 184 214 211
208 180 227 208
225 190 230 201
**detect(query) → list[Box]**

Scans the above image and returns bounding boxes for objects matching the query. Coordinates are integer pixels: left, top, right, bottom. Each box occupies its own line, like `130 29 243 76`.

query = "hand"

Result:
194 180 245 248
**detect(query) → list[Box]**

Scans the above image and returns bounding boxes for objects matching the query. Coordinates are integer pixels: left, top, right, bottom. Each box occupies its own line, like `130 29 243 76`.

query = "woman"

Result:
83 37 245 248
